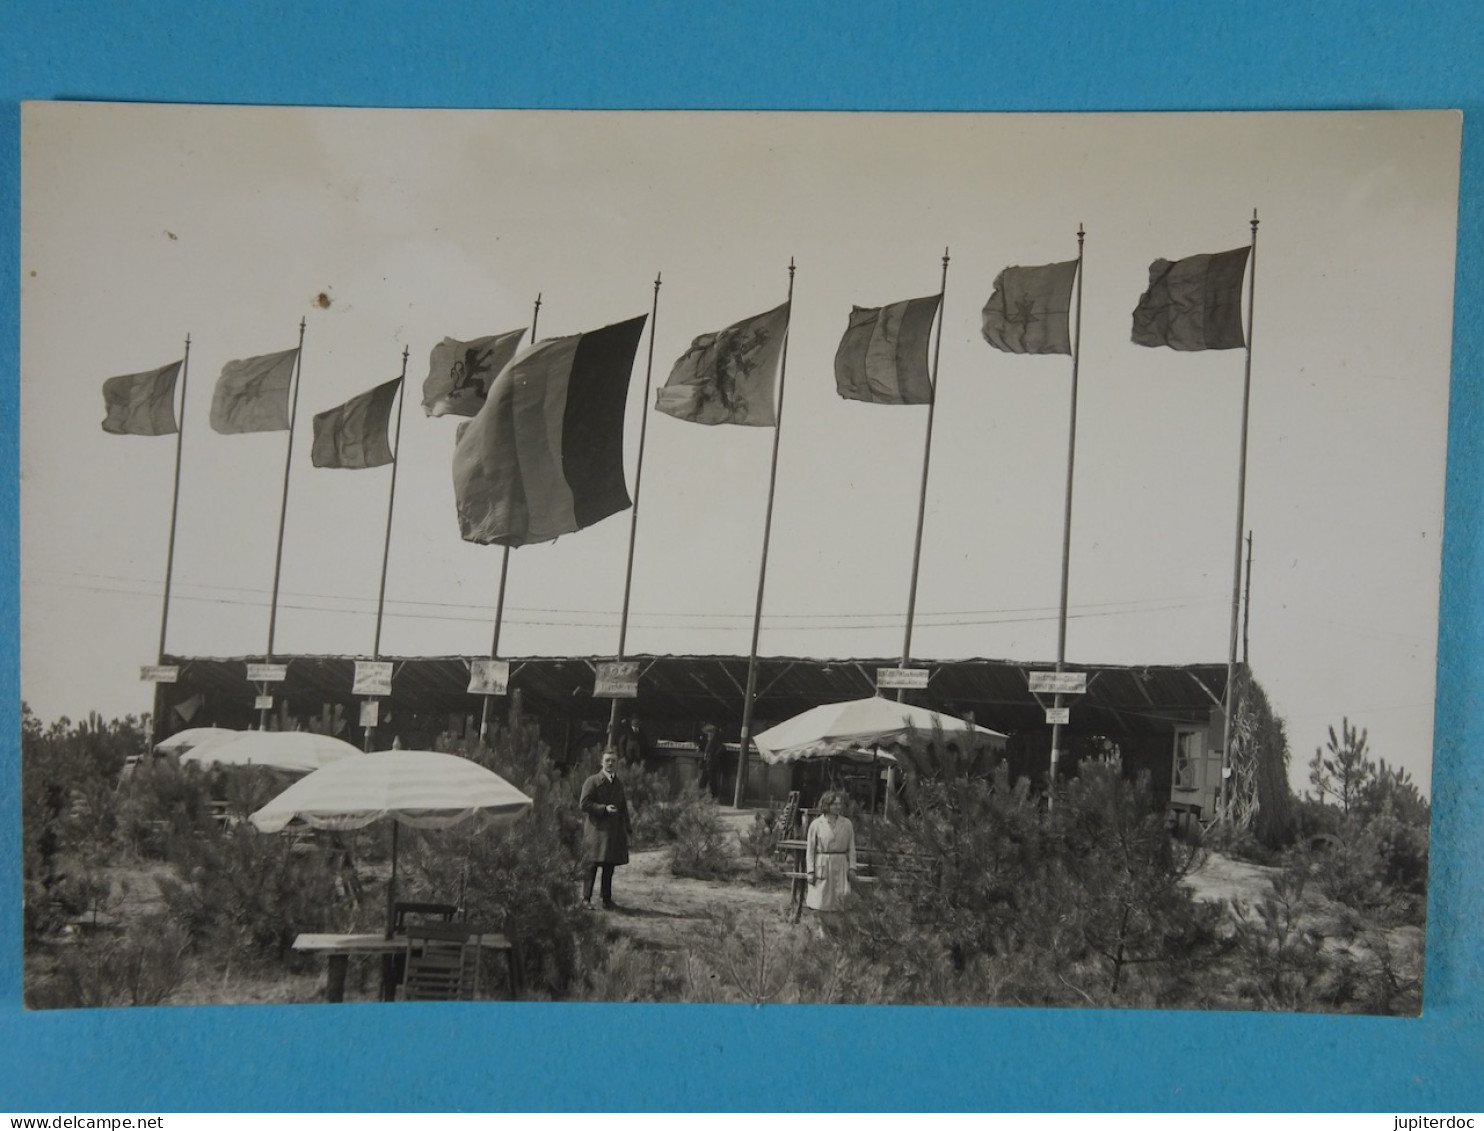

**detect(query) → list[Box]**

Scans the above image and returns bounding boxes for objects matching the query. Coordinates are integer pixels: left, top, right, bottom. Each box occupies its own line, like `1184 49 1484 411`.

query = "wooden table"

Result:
293 931 516 1003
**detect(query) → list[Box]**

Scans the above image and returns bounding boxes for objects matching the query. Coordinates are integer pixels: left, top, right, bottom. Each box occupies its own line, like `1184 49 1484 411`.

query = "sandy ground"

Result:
1183 851 1283 905
585 808 793 951
585 809 1291 955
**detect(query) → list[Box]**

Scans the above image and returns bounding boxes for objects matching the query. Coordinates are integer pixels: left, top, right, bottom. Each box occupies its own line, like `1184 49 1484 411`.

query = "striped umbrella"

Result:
753 696 1006 764
154 726 232 756
177 729 363 775
250 750 532 832
250 750 533 933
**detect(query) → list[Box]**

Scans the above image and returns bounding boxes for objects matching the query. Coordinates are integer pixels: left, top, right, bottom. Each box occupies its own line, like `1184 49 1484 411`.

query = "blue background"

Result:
2 1 1481 1112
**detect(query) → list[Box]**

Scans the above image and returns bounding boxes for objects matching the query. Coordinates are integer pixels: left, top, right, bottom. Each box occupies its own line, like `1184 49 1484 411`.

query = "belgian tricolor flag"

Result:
452 314 647 548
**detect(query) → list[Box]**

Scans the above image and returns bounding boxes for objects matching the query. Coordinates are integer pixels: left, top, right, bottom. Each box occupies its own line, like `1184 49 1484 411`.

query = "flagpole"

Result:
1243 531 1253 665
1220 211 1259 823
1047 226 1086 796
372 348 410 659
607 274 663 750
261 317 307 729
480 293 542 749
896 249 951 704
734 259 796 809
152 335 191 746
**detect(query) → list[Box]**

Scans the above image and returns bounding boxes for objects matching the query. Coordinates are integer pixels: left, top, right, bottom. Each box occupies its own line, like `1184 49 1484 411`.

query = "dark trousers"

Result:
583 862 616 903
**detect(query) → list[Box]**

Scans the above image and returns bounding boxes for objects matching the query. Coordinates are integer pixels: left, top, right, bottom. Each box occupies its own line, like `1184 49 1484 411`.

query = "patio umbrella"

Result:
250 750 534 933
178 729 364 774
753 695 1006 764
153 726 231 756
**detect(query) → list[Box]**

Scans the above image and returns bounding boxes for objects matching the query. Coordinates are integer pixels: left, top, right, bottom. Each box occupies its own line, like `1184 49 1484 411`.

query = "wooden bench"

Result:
293 931 519 1003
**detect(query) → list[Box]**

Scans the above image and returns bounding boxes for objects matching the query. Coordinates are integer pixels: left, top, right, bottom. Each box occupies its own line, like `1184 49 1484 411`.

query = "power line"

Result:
37 571 1226 633
45 566 1224 625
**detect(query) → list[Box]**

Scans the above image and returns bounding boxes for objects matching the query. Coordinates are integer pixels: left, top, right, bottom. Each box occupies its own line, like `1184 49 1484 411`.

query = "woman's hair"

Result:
818 789 846 811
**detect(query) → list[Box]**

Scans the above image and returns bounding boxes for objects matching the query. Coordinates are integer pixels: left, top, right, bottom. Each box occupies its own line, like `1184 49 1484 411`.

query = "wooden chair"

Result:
392 901 460 930
773 791 801 851
400 923 476 1001
381 902 462 1000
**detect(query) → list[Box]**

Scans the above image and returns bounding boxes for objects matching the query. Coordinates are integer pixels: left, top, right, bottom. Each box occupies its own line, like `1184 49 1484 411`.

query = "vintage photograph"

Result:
18 104 1459 1013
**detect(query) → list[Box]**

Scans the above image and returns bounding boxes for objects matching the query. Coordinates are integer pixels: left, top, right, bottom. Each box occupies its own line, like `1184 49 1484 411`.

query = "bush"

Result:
114 760 218 858
157 824 357 961
406 724 587 998
738 809 780 869
669 790 731 878
1228 867 1324 1010
817 757 1227 1006
1294 724 1429 928
22 707 150 940
575 936 688 1002
1203 821 1284 867
618 761 676 848
26 913 189 1009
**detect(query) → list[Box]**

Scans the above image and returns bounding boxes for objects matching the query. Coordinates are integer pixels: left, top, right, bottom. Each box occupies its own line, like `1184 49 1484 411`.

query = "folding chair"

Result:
400 923 475 1001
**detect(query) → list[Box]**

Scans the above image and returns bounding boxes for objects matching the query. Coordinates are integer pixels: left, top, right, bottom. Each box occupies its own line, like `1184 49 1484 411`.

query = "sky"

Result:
18 105 1461 795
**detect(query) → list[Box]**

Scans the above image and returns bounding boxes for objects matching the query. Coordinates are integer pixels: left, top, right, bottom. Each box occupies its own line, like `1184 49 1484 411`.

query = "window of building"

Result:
1173 729 1201 790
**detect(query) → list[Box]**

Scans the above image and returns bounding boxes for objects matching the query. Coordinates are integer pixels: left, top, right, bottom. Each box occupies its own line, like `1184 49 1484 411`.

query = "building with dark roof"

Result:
154 652 1232 818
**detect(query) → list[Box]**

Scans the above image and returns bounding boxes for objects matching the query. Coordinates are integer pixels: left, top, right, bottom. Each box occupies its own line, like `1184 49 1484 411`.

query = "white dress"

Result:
805 814 857 911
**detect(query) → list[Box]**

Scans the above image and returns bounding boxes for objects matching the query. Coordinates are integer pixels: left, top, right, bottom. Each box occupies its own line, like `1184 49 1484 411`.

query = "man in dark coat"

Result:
699 723 724 800
616 715 652 770
579 748 631 909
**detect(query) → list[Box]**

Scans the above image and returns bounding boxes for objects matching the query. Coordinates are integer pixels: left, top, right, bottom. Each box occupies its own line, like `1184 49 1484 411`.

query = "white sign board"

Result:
353 660 394 697
1045 707 1071 726
876 667 930 689
253 694 274 711
593 661 640 698
246 663 288 683
468 659 511 696
140 665 179 683
359 700 380 728
1028 671 1087 695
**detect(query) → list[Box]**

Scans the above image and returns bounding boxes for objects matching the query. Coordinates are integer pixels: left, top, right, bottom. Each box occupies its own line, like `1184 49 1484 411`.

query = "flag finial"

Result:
654 271 662 291
788 257 796 279
1251 209 1260 232
402 345 409 363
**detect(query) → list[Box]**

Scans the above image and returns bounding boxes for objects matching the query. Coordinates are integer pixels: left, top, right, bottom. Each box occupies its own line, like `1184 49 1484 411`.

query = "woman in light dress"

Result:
805 789 857 912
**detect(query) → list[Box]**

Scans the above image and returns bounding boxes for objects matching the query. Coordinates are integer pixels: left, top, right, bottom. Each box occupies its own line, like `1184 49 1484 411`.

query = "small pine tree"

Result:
1311 718 1374 814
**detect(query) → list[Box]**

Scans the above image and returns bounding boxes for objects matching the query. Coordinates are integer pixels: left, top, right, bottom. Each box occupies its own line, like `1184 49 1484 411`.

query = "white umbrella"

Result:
250 750 532 833
153 726 232 756
250 750 534 934
179 729 363 774
753 696 1006 764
